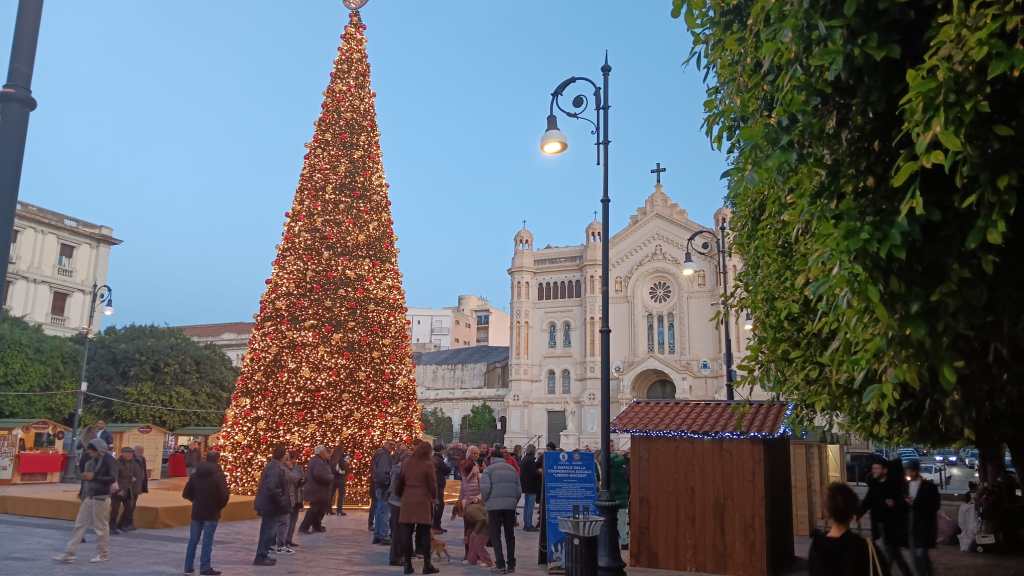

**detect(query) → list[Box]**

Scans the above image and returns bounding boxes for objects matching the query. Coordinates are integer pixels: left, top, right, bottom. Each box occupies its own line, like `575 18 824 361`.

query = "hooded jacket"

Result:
480 459 521 512
79 438 117 499
183 460 230 521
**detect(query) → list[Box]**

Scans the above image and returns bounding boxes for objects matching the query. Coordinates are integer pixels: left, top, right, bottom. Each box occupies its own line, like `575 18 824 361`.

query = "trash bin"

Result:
558 514 604 576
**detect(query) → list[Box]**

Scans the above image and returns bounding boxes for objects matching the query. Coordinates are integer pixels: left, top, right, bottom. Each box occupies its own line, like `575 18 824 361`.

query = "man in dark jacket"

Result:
432 442 451 532
54 438 117 564
329 446 349 515
186 441 202 476
905 459 940 576
110 447 140 534
370 441 394 544
859 459 912 575
520 444 541 531
122 445 149 531
252 446 289 566
183 452 229 576
299 445 334 534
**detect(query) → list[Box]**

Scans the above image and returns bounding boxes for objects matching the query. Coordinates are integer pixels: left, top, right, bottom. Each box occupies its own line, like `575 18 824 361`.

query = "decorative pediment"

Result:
628 184 688 226
620 243 682 290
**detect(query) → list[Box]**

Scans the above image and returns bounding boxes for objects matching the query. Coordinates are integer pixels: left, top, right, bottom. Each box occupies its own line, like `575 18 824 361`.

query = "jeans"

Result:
63 497 110 559
402 523 432 566
255 514 278 560
330 477 346 512
522 493 536 530
488 509 516 570
275 513 289 547
368 484 377 530
911 547 933 576
184 520 218 571
109 490 134 530
299 500 328 532
373 486 391 540
389 504 402 564
286 507 299 544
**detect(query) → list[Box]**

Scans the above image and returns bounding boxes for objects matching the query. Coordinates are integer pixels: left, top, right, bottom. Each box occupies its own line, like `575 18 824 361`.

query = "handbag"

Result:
865 536 884 576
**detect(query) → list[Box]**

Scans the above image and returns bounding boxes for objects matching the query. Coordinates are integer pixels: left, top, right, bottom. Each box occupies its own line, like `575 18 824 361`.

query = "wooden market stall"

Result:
0 419 70 484
173 426 221 453
106 423 170 480
611 400 794 576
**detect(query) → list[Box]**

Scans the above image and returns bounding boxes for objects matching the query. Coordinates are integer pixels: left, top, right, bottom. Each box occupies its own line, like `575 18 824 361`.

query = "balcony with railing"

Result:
49 315 67 328
56 257 75 279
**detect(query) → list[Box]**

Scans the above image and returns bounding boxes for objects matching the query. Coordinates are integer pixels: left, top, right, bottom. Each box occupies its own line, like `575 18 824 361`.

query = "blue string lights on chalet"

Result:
218 1 420 501
610 400 793 440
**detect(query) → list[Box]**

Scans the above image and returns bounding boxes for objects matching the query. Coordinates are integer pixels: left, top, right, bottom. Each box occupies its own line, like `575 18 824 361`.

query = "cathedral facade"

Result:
503 181 757 450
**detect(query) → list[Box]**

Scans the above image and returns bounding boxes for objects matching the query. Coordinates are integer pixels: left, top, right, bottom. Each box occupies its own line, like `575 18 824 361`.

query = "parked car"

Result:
961 448 979 469
897 448 920 462
934 448 959 466
918 463 943 484
846 450 885 484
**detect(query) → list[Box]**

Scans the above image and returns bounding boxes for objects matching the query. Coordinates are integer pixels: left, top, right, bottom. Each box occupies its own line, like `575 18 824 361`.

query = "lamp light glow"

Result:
682 251 696 276
540 114 568 155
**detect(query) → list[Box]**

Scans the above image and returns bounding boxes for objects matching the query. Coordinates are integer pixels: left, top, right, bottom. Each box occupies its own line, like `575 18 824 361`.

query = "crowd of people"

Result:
51 431 631 575
809 458 943 576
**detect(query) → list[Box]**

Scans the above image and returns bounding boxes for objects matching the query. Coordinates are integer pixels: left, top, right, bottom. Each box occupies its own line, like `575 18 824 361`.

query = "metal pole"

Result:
719 220 735 401
595 53 626 576
65 283 97 481
0 0 43 289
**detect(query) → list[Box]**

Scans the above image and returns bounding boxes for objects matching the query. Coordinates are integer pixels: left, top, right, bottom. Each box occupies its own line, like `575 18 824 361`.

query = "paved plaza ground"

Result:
0 509 1020 576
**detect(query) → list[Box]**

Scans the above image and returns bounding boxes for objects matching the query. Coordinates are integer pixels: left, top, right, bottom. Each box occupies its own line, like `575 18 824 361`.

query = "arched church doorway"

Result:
647 379 676 400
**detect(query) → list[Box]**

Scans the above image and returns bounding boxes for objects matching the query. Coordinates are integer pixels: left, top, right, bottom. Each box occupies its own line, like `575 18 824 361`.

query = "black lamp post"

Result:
63 282 113 480
540 53 626 576
682 220 736 401
0 0 43 291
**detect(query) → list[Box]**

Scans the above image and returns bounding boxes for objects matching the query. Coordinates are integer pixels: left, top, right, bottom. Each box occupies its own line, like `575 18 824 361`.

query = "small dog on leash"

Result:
430 534 451 563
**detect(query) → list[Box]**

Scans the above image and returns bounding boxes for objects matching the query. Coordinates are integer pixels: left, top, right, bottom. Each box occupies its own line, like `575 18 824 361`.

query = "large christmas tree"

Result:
219 5 420 499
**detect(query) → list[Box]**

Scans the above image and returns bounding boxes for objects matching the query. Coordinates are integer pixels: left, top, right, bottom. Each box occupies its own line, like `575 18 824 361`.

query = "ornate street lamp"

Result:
540 53 626 576
683 220 737 400
63 283 113 480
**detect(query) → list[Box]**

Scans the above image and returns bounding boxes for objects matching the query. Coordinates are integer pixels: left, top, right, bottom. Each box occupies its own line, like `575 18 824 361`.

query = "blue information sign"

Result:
543 450 598 569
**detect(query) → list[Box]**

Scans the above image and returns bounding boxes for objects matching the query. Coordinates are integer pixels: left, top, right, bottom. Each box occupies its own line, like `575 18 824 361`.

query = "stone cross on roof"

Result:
650 162 666 185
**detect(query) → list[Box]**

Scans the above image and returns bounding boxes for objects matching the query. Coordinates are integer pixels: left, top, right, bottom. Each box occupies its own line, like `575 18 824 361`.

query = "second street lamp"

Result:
63 282 113 481
682 219 737 401
540 53 626 576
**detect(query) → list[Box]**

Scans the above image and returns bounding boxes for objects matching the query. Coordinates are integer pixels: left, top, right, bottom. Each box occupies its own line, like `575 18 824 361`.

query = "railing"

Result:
431 327 449 335
56 266 75 279
49 315 67 327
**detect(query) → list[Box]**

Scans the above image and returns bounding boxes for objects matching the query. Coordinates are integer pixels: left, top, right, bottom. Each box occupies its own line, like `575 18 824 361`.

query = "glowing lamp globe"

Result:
540 114 568 156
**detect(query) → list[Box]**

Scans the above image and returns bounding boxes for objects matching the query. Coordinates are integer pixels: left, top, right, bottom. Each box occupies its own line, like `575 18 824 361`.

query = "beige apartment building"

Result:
176 322 255 368
406 295 509 352
4 201 121 337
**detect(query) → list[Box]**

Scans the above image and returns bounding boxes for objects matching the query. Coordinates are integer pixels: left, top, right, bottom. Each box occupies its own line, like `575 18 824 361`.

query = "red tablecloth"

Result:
168 452 187 477
17 452 65 474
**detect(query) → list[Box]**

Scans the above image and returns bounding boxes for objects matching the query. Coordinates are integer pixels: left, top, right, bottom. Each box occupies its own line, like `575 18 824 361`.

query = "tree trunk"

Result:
976 434 1006 485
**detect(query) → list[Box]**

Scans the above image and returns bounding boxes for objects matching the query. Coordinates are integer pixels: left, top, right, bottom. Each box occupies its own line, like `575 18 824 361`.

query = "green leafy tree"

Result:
674 0 1023 478
0 313 78 422
421 406 454 443
84 325 237 430
465 403 497 433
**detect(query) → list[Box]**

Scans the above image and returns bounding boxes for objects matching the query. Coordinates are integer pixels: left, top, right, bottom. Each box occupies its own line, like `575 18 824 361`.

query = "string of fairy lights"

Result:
217 5 421 499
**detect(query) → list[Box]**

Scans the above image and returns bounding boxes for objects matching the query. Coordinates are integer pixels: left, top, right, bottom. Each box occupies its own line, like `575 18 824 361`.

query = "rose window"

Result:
649 281 672 304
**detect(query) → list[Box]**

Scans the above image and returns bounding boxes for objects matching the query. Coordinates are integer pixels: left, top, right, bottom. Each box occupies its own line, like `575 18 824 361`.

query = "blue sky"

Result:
1 1 727 326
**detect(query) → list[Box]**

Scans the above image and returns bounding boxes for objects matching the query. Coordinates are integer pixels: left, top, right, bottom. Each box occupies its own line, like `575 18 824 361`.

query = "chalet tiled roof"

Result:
176 322 255 338
611 400 792 439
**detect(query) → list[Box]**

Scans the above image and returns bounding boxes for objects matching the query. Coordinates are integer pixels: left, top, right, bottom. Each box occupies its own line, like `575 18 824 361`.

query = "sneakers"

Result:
199 569 222 575
89 555 109 563
52 553 74 563
252 557 277 566
276 546 295 555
